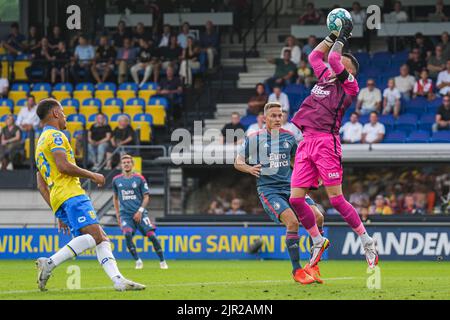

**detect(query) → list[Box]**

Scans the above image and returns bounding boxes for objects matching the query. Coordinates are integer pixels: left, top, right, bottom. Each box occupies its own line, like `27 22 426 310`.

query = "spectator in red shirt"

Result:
413 69 435 100
298 2 322 25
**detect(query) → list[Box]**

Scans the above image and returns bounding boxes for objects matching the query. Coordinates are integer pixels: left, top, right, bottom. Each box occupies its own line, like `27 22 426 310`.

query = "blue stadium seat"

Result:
62 130 71 140
240 115 257 130
364 66 381 78
379 114 395 131
359 114 370 124
126 98 146 107
391 50 409 65
75 82 95 92
97 82 117 92
427 97 443 113
61 98 80 109
133 113 153 125
33 82 51 92
371 51 392 70
395 113 418 134
284 84 307 95
430 131 450 143
0 114 17 122
383 131 407 143
11 83 30 92
104 98 124 108
110 113 131 122
119 82 138 91
67 114 86 125
82 98 102 108
418 114 435 131
140 82 158 90
287 93 306 116
149 97 169 109
407 130 430 143
16 98 27 107
192 52 207 74
0 99 14 109
404 97 427 115
53 82 73 92
354 52 370 68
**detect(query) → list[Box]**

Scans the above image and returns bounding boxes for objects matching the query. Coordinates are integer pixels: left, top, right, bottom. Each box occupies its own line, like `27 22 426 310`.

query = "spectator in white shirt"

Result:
436 59 450 96
281 110 303 142
351 1 367 25
0 76 8 99
158 24 171 47
356 79 382 115
362 112 385 144
383 78 401 117
280 35 301 66
389 1 408 22
394 64 416 100
268 85 290 113
246 112 265 136
340 112 363 144
16 95 40 131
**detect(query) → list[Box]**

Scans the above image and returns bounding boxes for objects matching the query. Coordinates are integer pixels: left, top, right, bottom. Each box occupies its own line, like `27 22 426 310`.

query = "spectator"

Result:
25 25 41 53
388 1 408 22
266 50 296 90
207 200 224 215
132 22 151 46
88 113 112 169
156 66 183 107
221 112 245 144
268 85 290 113
369 195 393 215
403 194 424 214
413 70 435 101
26 37 53 82
112 20 132 48
427 45 446 80
179 36 201 87
225 198 247 215
91 35 116 84
16 95 39 131
356 79 382 115
246 112 265 136
2 22 26 55
434 95 450 131
50 41 70 84
247 83 268 115
0 114 22 170
116 37 138 84
281 110 303 142
412 33 433 61
436 59 450 96
302 35 317 57
158 24 172 48
430 1 449 22
297 59 314 88
350 1 366 25
406 48 426 77
383 78 401 117
394 64 416 100
0 64 9 98
349 182 370 213
340 112 363 143
200 21 220 70
48 25 65 50
70 35 95 83
439 32 450 61
105 115 136 170
130 38 159 86
281 36 301 66
177 22 195 49
298 2 322 25
159 34 183 71
362 112 385 144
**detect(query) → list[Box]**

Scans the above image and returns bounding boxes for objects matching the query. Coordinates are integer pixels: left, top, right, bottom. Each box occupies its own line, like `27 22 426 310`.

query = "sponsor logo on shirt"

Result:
311 85 331 97
121 189 137 200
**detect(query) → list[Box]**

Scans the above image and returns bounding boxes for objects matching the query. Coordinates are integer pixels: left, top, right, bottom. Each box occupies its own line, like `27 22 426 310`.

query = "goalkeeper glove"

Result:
336 18 353 46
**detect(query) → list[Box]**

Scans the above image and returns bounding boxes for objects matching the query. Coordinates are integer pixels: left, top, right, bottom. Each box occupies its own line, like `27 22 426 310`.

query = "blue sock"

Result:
286 232 301 273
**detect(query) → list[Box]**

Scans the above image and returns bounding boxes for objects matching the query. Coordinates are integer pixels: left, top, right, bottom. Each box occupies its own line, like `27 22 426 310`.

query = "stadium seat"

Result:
132 121 152 142
116 90 136 101
418 114 435 132
62 106 77 116
0 55 13 78
97 82 117 92
75 82 95 92
13 55 31 81
52 91 71 101
379 114 395 131
61 98 80 109
0 99 13 109
65 121 84 137
395 114 418 134
126 98 146 108
427 97 443 114
240 115 257 129
133 113 153 125
430 131 450 143
140 82 157 90
53 83 73 92
391 50 409 65
0 106 11 117
8 91 27 104
79 105 99 118
149 97 169 109
73 90 93 105
145 105 166 126
123 105 144 118
104 98 124 108
82 98 102 108
383 131 407 143
354 52 370 66
95 90 115 104
359 114 370 124
110 113 131 122
11 83 30 93
33 82 51 92
407 130 430 143
0 114 16 122
119 82 138 91
371 51 392 69
30 90 49 102
138 89 157 101
405 97 427 115
67 114 86 125
102 106 122 119
109 121 119 130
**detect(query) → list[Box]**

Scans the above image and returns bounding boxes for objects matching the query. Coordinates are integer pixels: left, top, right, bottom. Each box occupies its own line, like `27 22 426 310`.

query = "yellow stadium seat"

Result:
109 121 119 130
65 122 84 136
132 157 142 173
13 61 31 81
31 91 49 102
102 106 121 119
52 91 71 101
63 106 77 116
95 90 115 104
0 106 11 117
79 106 99 118
24 138 39 159
116 90 136 101
132 121 152 142
13 106 23 115
138 90 156 101
8 91 27 104
0 47 5 55
146 105 166 126
123 106 143 118
73 90 93 105
1 61 9 78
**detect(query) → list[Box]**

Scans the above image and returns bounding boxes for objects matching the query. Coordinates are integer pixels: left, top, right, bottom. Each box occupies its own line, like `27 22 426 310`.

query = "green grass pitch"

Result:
0 260 449 300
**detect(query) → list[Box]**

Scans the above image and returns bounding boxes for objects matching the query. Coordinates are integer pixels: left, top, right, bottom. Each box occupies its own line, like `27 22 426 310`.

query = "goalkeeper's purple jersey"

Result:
291 50 359 135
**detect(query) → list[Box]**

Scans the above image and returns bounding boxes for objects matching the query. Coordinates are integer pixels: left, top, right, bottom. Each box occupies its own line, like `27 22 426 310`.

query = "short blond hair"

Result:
264 102 282 115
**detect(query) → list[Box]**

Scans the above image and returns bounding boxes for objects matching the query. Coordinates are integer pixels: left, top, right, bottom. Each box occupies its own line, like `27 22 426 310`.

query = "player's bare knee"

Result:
286 219 300 232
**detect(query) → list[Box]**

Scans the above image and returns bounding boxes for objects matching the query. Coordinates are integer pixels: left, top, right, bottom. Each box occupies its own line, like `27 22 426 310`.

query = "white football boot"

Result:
36 257 53 291
160 261 169 269
135 259 144 270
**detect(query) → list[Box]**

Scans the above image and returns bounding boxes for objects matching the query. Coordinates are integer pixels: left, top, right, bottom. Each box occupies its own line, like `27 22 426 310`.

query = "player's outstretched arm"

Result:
36 171 51 208
308 33 336 80
234 154 261 178
53 150 105 186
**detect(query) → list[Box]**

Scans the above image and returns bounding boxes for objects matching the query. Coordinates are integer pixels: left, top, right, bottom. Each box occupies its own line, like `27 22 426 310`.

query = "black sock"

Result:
286 232 301 273
125 233 139 261
149 235 165 262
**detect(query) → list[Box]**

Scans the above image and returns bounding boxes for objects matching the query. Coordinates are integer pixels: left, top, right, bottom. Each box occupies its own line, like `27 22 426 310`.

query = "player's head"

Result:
264 102 283 130
121 154 134 173
36 98 66 130
341 53 359 76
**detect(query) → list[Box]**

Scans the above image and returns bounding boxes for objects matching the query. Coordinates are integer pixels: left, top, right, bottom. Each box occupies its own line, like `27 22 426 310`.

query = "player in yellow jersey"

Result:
34 98 145 292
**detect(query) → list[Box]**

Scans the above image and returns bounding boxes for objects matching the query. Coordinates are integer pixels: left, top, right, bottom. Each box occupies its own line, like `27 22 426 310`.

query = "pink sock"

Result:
329 195 366 233
289 197 319 235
